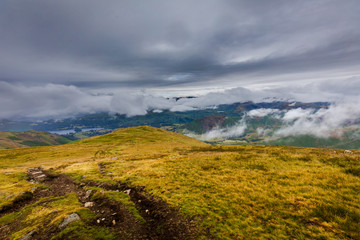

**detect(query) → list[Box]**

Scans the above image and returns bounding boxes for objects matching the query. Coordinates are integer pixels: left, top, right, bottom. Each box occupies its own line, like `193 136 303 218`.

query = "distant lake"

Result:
49 128 104 135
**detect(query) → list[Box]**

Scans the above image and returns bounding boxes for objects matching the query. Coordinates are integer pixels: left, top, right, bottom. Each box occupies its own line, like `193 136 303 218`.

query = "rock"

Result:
344 150 353 154
31 187 37 193
84 202 94 208
58 213 80 229
85 190 93 199
138 200 142 203
145 209 149 214
102 218 105 221
112 220 116 225
19 230 35 240
124 189 131 195
82 175 88 178
97 219 100 224
5 192 25 199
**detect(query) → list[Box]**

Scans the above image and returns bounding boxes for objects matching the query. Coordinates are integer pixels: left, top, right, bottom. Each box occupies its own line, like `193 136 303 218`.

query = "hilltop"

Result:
0 126 359 239
0 131 71 149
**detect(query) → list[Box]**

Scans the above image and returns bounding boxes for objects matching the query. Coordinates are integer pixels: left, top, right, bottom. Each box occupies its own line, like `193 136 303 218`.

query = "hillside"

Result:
0 126 359 239
0 131 72 149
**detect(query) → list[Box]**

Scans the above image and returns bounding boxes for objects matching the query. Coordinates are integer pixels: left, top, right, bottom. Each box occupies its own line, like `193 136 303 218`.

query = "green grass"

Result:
0 130 72 149
0 126 359 239
92 190 146 224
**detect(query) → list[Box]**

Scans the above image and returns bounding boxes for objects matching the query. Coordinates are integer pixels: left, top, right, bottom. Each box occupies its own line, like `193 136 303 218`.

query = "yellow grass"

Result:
1 126 359 239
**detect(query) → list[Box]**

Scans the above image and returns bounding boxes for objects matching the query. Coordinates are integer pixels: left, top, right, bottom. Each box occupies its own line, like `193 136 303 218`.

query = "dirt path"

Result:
0 168 199 240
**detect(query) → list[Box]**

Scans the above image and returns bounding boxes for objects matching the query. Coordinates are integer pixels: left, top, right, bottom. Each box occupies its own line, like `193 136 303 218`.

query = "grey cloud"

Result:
2 75 360 120
0 0 359 91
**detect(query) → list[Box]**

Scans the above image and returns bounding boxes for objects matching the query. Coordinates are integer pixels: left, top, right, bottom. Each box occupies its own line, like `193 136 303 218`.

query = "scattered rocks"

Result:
58 213 80 230
84 202 95 208
27 168 48 182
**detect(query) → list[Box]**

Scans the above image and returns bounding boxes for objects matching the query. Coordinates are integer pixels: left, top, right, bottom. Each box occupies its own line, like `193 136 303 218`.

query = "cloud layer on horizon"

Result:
1 77 360 120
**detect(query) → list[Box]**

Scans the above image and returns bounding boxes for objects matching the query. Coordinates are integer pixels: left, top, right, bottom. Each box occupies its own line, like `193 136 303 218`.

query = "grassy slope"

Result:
0 126 359 239
0 131 71 149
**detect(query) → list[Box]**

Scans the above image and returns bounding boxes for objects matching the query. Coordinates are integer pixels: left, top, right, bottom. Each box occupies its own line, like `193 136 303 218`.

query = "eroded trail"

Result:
0 168 199 240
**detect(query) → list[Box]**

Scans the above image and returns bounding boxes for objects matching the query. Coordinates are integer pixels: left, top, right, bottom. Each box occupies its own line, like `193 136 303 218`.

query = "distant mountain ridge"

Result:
4 100 357 150
0 130 71 149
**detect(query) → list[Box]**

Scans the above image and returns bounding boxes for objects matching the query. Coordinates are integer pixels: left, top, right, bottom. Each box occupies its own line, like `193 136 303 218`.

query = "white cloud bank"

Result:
1 76 360 123
275 102 360 138
248 108 281 118
186 120 247 141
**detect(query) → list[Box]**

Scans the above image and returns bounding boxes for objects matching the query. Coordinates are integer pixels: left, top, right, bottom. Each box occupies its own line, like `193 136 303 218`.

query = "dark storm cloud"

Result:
1 0 359 88
1 0 360 120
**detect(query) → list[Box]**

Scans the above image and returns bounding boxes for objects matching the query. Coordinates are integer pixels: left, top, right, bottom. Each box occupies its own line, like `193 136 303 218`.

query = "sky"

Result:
1 0 360 120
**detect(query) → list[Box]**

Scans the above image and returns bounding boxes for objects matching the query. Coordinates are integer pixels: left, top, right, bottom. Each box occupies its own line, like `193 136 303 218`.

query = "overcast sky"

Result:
1 0 360 119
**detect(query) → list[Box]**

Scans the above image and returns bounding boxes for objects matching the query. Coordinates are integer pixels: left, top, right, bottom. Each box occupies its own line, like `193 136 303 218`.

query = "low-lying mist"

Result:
185 101 360 141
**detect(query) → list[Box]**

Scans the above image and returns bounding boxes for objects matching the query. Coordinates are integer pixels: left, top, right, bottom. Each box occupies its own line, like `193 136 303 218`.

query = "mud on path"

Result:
0 168 200 240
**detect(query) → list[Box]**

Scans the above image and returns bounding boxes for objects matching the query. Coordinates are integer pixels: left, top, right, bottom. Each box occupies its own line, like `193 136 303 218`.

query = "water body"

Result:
49 128 104 135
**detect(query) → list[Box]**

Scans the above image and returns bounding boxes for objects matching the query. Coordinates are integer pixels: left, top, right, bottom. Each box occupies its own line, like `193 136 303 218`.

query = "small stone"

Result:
31 187 37 193
101 210 105 214
58 213 80 229
84 202 94 208
82 175 88 178
111 213 117 215
102 218 105 221
5 192 25 199
124 189 131 195
18 230 35 240
97 219 100 224
138 200 142 203
85 190 93 199
145 209 149 214
112 220 116 225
